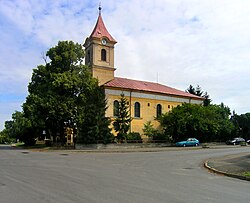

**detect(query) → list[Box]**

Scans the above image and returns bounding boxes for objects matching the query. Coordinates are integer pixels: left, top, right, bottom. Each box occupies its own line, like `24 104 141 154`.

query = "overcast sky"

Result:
1 0 250 130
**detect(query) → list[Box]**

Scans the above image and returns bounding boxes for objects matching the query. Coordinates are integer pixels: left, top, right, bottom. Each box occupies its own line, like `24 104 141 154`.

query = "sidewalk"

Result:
204 152 250 181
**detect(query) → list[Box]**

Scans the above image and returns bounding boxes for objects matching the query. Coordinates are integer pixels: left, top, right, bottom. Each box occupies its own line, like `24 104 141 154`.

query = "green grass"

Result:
15 142 25 147
242 171 250 177
15 142 47 149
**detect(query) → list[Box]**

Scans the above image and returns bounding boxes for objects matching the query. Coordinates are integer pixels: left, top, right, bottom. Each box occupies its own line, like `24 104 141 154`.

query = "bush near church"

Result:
159 103 234 143
126 132 142 143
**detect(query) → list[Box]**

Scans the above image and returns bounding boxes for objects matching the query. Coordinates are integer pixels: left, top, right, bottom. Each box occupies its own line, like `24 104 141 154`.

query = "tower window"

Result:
113 100 119 117
87 50 91 63
101 49 106 61
156 104 162 118
134 102 140 118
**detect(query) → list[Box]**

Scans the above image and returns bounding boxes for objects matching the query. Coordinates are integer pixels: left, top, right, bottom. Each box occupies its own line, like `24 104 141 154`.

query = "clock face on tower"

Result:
101 39 107 45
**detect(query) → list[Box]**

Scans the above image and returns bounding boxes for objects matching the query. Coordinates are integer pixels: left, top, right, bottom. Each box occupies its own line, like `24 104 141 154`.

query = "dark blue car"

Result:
176 138 199 147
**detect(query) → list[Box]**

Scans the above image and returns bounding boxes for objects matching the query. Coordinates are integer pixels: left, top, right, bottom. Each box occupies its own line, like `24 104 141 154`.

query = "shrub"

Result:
143 121 157 138
126 132 142 143
153 133 167 141
0 135 9 144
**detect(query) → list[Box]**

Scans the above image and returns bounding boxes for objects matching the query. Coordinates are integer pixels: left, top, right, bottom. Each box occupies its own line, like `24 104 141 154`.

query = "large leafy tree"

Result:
0 120 15 144
23 41 85 141
113 93 132 142
1 121 14 139
4 111 36 145
22 41 111 144
231 112 250 139
159 103 234 142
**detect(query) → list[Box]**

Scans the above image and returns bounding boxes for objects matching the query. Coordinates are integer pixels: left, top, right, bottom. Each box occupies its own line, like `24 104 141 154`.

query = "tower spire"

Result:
83 3 117 85
88 4 117 43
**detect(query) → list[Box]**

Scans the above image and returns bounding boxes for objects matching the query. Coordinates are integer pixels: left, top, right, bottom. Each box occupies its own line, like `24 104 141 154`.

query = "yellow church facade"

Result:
104 77 203 136
84 7 204 138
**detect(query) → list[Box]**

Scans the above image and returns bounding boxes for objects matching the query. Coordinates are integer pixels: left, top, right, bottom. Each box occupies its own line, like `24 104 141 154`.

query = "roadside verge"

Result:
204 153 250 181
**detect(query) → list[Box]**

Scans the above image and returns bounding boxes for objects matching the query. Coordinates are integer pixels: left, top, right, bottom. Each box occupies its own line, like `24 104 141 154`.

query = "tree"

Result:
6 111 37 145
159 103 234 142
186 84 212 106
203 92 212 106
0 113 34 145
194 85 203 96
23 41 87 141
2 121 14 140
77 86 113 144
21 41 111 144
143 121 157 138
113 93 132 142
142 121 167 141
231 112 250 139
186 85 196 95
0 121 15 143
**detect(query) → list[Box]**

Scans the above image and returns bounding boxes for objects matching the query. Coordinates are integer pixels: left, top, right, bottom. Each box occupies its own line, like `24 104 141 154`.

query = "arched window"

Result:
87 50 90 63
134 102 140 118
101 49 106 61
113 100 119 117
156 104 162 118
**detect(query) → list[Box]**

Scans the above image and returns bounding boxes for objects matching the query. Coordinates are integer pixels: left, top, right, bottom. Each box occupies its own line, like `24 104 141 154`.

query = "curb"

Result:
204 160 250 181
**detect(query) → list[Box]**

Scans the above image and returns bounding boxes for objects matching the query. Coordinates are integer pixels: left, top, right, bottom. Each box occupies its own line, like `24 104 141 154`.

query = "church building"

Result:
84 7 203 138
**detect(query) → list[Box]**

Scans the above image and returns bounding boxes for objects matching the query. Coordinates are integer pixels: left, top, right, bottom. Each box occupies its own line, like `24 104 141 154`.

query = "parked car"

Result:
176 138 199 147
246 140 250 145
226 137 245 145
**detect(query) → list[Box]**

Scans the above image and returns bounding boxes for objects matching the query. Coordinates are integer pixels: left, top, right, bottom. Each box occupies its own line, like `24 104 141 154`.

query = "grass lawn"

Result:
242 171 250 177
15 142 47 149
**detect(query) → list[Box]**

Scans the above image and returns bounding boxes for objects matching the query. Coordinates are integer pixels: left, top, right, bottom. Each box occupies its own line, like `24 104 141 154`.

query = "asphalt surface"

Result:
64 145 250 181
60 144 250 179
1 144 250 203
5 144 250 179
78 145 250 181
4 144 250 178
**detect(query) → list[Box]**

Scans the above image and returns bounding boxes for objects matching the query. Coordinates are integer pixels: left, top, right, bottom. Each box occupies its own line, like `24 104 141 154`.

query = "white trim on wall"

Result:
105 89 203 104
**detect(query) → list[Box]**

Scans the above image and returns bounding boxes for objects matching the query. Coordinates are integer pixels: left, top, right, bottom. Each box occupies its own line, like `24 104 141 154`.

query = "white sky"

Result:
1 0 250 130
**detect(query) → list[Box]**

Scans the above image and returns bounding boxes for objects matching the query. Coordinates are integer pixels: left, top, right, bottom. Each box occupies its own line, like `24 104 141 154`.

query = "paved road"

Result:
1 145 250 203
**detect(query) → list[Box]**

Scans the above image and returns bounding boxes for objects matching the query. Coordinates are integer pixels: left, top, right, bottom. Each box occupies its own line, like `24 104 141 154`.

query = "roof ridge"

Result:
108 77 204 99
114 77 161 85
114 77 179 90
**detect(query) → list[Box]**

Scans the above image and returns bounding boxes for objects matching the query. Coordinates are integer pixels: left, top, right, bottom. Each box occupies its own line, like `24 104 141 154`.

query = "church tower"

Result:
84 6 117 85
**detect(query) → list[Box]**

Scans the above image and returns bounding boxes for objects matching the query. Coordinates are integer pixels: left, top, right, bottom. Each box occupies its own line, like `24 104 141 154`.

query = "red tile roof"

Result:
104 77 203 100
90 13 116 43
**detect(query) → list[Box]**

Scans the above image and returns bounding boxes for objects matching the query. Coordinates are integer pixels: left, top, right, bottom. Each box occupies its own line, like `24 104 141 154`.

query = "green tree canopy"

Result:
231 112 250 139
4 111 36 145
77 85 113 144
143 121 157 138
159 103 234 142
13 40 111 145
186 84 212 106
0 120 15 144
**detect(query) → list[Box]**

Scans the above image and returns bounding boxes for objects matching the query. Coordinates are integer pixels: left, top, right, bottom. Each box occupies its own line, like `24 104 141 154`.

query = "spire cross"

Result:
98 2 102 15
